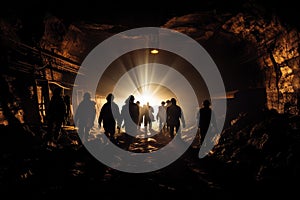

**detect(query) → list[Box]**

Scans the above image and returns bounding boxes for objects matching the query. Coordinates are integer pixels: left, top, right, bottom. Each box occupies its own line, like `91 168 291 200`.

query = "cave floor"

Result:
1 126 296 199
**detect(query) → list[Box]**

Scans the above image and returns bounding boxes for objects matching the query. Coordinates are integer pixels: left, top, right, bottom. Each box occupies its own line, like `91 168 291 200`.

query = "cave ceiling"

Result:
1 0 299 113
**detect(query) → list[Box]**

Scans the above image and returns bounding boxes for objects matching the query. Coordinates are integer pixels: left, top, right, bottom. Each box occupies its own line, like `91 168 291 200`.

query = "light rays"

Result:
113 62 177 108
96 48 207 125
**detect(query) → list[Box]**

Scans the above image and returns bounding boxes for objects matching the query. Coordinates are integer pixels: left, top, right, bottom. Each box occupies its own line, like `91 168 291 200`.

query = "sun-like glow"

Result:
111 63 200 123
133 90 161 107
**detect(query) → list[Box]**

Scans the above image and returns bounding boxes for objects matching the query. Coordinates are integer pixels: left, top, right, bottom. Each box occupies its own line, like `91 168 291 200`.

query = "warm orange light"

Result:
150 49 159 54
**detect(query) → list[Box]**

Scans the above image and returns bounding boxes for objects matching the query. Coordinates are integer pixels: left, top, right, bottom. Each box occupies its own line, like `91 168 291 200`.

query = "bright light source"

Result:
150 49 159 54
134 91 161 106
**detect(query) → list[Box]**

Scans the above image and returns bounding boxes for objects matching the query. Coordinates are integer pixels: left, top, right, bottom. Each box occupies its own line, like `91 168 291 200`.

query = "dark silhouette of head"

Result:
64 95 70 100
171 98 176 104
129 95 135 102
106 93 114 102
83 92 91 100
166 100 171 105
203 99 211 107
53 87 62 96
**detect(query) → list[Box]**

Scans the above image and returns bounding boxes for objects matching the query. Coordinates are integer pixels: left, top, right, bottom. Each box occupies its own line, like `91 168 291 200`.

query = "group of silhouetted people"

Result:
44 87 73 146
73 92 188 144
42 85 219 149
71 91 218 148
0 79 218 156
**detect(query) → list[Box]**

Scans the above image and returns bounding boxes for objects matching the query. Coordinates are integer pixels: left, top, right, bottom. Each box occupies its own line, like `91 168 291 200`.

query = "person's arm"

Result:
196 109 200 128
166 107 170 123
88 102 96 129
114 104 122 129
120 106 125 128
150 106 154 113
98 106 103 129
180 108 186 128
211 111 218 133
74 103 80 125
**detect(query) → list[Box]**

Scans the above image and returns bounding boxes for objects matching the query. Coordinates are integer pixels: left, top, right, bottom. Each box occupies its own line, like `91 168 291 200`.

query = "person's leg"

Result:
77 124 83 142
125 126 137 150
200 128 208 145
83 126 90 143
169 125 175 138
159 119 163 132
53 120 63 142
144 116 150 132
175 124 180 138
107 126 116 144
45 121 54 146
86 126 93 142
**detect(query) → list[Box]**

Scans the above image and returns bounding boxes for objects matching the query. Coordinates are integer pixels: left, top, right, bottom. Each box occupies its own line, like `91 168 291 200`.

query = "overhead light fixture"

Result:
150 49 159 54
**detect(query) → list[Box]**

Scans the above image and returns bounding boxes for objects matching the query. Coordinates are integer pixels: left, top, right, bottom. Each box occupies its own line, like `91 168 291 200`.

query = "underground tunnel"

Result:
0 0 300 198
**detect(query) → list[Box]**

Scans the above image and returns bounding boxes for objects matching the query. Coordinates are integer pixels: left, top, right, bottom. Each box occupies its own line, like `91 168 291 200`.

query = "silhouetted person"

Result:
136 101 143 130
166 98 185 138
46 87 66 145
74 92 96 143
63 94 72 126
197 99 217 146
120 95 139 150
165 99 171 131
143 102 154 132
98 93 121 144
22 85 42 130
156 101 166 132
